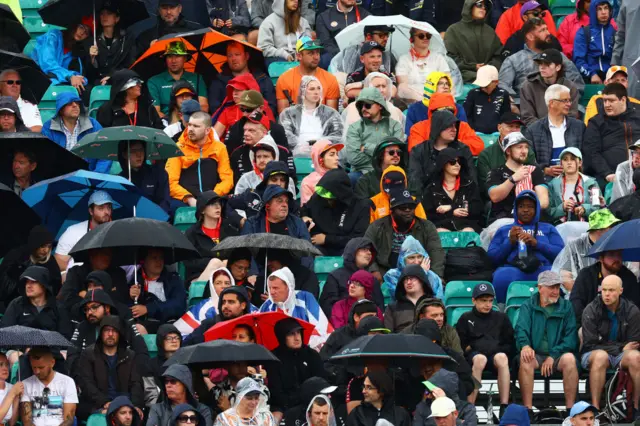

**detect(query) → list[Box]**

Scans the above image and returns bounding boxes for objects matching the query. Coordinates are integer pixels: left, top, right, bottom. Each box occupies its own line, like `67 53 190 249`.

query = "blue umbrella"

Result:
22 170 169 239
587 219 640 261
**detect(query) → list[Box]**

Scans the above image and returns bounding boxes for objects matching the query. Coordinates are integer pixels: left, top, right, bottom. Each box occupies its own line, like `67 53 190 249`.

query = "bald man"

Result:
580 275 640 411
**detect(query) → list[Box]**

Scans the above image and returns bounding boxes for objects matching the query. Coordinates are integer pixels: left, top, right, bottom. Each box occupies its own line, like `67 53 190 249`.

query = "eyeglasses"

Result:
239 106 256 113
552 98 571 104
0 80 21 85
348 280 364 288
414 33 432 40
164 335 181 342
473 1 486 8
362 385 377 391
385 149 401 157
361 102 374 109
83 304 102 313
447 159 461 166
177 416 199 424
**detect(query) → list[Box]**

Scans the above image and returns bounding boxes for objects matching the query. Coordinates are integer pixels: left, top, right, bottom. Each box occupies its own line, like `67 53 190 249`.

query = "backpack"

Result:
604 367 635 423
444 242 494 282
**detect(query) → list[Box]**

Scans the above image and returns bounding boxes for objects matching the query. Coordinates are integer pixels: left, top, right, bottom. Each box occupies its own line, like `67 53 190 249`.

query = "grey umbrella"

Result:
163 340 280 368
212 233 322 257
0 326 74 349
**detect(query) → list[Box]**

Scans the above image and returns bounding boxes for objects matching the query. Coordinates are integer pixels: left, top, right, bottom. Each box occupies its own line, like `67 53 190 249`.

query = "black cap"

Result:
360 41 385 55
389 189 417 209
472 282 495 299
85 270 113 291
499 111 524 125
159 0 180 5
534 48 563 65
20 265 50 287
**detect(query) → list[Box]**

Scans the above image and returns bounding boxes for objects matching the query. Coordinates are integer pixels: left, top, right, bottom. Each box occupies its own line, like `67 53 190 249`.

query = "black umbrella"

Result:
213 233 323 257
68 217 201 266
164 340 280 368
0 5 30 52
0 49 52 104
0 325 74 349
0 183 41 258
38 0 149 30
0 132 88 180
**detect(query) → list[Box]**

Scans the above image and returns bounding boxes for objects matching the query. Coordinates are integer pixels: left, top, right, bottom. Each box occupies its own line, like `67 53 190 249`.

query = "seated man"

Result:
611 140 640 203
488 190 564 303
118 141 170 213
75 316 144 420
0 69 42 131
136 0 202 53
403 298 462 354
354 137 407 201
519 48 580 126
500 1 563 59
523 84 585 177
456 284 514 408
573 0 616 85
234 135 296 195
259 267 332 350
515 271 579 411
329 26 396 77
384 264 437 333
316 0 370 68
20 348 78 426
581 275 640 412
0 96 29 132
164 96 199 142
31 24 89 88
370 165 427 223
241 185 309 240
495 0 557 45
487 132 548 223
106 397 140 426
584 66 640 125
166 111 233 208
344 42 396 103
5 149 37 196
41 92 112 173
463 66 511 135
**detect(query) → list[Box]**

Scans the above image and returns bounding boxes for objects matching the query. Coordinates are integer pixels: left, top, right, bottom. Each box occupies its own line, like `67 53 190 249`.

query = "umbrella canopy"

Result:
164 340 280 368
213 234 323 257
72 126 184 161
0 183 40 258
0 132 88 180
0 325 74 349
0 5 30 52
38 0 148 29
22 170 169 239
0 49 51 104
588 218 640 261
204 312 316 351
69 217 200 265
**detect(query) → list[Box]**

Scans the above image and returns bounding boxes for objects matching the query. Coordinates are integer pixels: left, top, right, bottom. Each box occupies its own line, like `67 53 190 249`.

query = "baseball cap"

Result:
247 110 271 130
588 208 620 231
389 189 417 209
472 65 499 88
238 90 264 109
520 0 543 16
364 25 395 35
559 147 582 161
175 87 196 97
534 48 563 65
606 65 628 81
159 0 180 5
296 36 323 53
20 265 50 287
499 111 524 125
472 282 495 299
537 270 562 287
0 107 16 114
428 397 457 418
570 401 598 418
361 41 385 55
181 99 201 122
88 190 114 207
320 142 344 155
120 77 143 92
629 139 640 151
501 131 530 152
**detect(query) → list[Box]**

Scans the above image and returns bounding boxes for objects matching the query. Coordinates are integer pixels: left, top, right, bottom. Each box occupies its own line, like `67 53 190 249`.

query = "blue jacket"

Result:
31 30 87 86
41 92 112 174
404 101 467 136
487 190 564 267
573 0 616 79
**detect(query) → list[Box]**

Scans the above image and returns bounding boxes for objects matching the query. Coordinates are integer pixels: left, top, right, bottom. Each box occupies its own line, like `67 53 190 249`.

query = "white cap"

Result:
472 65 499 88
428 397 457 418
501 131 530 152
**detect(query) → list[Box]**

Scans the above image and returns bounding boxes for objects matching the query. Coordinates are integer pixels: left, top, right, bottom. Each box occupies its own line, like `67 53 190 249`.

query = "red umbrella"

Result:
204 312 316 351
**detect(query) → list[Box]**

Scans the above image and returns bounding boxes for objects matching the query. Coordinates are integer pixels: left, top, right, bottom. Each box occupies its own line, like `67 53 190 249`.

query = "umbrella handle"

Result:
93 0 97 46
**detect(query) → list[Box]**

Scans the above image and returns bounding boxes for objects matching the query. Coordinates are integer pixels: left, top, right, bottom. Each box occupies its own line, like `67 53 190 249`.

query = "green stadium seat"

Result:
447 306 472 326
319 280 325 295
507 307 520 327
604 181 614 205
580 84 605 107
550 0 576 16
86 414 107 426
188 281 207 307
178 262 186 281
10 362 18 384
143 334 158 358
39 85 79 123
89 85 112 119
23 15 61 36
477 132 500 149
109 161 122 175
456 84 477 102
314 256 343 282
294 157 314 183
20 0 49 17
444 281 492 307
23 39 37 56
268 61 299 85
438 231 482 249
174 207 197 232
505 281 536 323
555 14 566 28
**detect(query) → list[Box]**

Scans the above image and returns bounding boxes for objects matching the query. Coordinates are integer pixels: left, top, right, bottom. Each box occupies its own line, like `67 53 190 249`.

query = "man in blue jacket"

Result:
573 0 616 84
41 92 112 173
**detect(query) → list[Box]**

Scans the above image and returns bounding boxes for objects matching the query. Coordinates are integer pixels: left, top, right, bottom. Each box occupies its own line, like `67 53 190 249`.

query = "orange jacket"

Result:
166 128 234 200
495 3 557 45
407 93 484 155
369 165 427 223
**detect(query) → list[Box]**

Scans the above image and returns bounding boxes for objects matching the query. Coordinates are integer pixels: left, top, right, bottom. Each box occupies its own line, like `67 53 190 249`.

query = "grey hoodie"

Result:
256 0 312 60
413 369 477 426
251 0 314 30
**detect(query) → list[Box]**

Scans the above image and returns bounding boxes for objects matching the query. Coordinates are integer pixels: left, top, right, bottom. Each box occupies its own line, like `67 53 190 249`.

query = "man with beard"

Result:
136 0 202 56
107 396 141 426
499 18 583 100
487 132 548 224
570 249 640 328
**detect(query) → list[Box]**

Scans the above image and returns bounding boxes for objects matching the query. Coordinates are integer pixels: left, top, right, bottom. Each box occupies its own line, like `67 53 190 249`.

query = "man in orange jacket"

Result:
370 165 427 223
496 0 557 45
408 92 484 155
166 111 234 208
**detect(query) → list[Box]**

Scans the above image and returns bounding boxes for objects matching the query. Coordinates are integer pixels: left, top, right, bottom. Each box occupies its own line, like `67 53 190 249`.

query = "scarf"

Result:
559 174 585 223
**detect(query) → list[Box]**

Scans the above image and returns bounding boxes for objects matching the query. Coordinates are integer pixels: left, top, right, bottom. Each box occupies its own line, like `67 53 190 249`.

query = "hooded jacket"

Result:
166 127 233 200
282 378 338 426
0 96 28 131
320 299 379 362
611 0 640 100
610 167 640 220
582 295 640 356
487 190 564 267
383 264 435 332
41 92 112 174
345 88 404 174
413 369 477 426
422 148 483 232
96 69 163 129
499 404 531 426
519 73 580 126
354 137 408 201
300 140 338 206
148 364 213 426
229 133 295 186
403 299 463 354
369 166 427 223
83 27 135 84
557 0 593 59
268 317 327 412
408 109 477 196
127 266 186 322
107 396 141 426
316 5 370 57
495 1 557 45
444 0 504 83
136 15 202 56
257 0 312 60
251 0 314 31
208 65 276 116
301 169 370 256
462 85 512 134
75 315 144 410
329 271 383 328
546 172 600 224
346 390 411 426
149 324 181 379
319 237 385 316
117 142 170 213
205 0 252 35
407 92 483 155
456 306 515 358
31 29 87 86
172 404 207 426
212 74 275 129
574 0 616 79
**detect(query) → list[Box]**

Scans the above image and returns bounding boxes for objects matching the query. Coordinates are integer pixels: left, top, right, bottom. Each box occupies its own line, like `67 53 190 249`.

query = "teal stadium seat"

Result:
174 207 197 232
268 61 299 85
580 84 605 107
505 281 536 326
23 39 37 56
143 334 158 358
86 414 107 426
314 256 343 282
550 0 576 16
604 181 614 205
444 281 496 319
477 132 500 149
89 85 112 119
438 231 482 250
448 305 499 326
109 161 122 175
188 281 207 307
294 157 314 183
38 86 79 123
456 83 477 103
20 0 49 17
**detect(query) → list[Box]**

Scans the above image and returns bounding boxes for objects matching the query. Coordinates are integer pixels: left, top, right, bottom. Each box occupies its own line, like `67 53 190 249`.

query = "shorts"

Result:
580 351 625 370
533 354 562 373
466 352 504 372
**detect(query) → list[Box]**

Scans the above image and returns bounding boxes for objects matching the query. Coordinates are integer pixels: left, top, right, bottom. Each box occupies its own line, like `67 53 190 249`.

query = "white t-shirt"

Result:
0 382 14 422
396 52 450 96
55 220 89 270
21 373 78 426
17 97 43 129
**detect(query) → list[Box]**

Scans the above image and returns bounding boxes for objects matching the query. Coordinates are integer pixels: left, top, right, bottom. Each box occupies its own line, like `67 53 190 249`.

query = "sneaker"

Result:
527 408 536 423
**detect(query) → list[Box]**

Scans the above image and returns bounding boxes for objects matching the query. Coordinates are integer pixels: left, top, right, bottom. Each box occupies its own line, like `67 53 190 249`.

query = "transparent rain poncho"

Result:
214 378 275 426
304 394 337 426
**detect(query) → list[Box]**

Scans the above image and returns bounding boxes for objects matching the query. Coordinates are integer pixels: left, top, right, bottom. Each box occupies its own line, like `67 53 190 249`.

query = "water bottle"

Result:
590 186 601 206
518 239 528 259
462 196 469 211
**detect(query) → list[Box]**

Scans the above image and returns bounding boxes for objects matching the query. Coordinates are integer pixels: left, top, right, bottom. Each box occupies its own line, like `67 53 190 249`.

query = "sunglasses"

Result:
473 1 486 7
372 32 390 38
396 204 415 211
0 80 21 85
239 106 256 113
177 416 199 424
527 10 546 17
414 33 432 40
385 149 401 156
361 102 375 109
447 159 461 166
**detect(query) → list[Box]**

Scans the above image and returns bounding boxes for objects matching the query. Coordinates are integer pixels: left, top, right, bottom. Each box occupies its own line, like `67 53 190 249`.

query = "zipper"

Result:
599 27 605 70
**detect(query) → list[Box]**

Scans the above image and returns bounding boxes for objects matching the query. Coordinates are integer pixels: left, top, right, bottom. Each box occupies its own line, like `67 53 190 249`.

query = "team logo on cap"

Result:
479 284 487 291
403 190 410 198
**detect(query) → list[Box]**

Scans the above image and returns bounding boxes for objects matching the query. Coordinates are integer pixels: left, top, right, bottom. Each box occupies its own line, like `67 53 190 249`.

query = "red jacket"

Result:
495 2 557 45
557 0 616 59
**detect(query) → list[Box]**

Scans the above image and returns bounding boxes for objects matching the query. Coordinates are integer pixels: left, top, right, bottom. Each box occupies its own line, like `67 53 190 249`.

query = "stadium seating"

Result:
23 39 36 56
314 256 343 282
89 85 112 119
550 0 576 16
143 334 158 358
38 85 79 123
477 132 500 149
188 281 207 307
604 181 614 205
19 0 48 17
86 414 107 426
505 281 536 326
294 157 314 183
268 61 299 85
443 281 496 320
580 84 605 107
456 84 477 103
438 231 482 250
174 207 197 232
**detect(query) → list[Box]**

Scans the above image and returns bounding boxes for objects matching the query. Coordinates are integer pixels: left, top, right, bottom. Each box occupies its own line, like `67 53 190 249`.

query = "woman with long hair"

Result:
257 0 311 63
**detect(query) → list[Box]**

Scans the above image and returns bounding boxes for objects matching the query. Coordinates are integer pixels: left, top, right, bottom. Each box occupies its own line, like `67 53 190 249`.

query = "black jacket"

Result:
422 147 483 232
136 15 203 57
208 66 277 117
301 169 370 256
149 323 181 379
83 29 136 84
455 307 514 357
570 262 640 327
609 190 640 222
582 296 640 356
315 6 370 57
228 128 295 184
462 87 511 134
282 377 347 426
319 237 384 317
346 396 411 426
0 287 72 338
383 265 436 333
124 267 186 323
118 143 170 213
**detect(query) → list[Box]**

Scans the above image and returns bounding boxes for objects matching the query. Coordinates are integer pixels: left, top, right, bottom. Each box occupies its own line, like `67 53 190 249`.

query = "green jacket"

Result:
354 138 408 200
346 88 404 174
364 216 445 277
444 0 503 83
547 173 600 224
476 140 537 196
515 293 578 360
